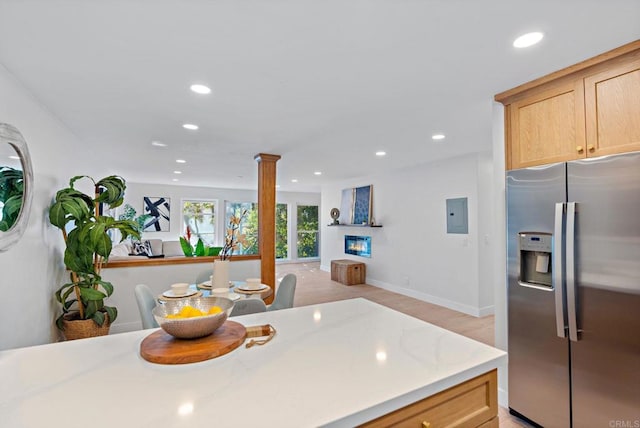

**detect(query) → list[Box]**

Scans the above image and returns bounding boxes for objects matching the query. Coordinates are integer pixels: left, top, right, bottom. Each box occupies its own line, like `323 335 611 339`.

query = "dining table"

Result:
157 280 273 303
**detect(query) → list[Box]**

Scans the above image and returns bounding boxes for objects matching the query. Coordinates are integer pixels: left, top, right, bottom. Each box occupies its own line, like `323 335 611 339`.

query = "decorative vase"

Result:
61 313 110 341
212 259 230 289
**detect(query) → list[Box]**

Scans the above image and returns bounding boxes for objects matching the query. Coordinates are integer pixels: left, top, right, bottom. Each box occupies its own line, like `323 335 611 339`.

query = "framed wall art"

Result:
143 196 170 232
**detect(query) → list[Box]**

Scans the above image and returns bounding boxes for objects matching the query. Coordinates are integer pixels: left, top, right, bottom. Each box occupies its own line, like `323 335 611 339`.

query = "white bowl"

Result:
171 282 190 296
211 287 231 297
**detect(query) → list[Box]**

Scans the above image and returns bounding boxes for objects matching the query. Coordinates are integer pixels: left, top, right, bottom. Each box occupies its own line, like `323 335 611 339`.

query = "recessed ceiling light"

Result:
314 171 322 176
172 178 179 182
182 123 199 130
291 179 298 183
173 170 182 174
375 151 386 157
8 155 20 160
513 32 544 48
151 141 167 147
176 159 186 163
190 84 211 94
432 134 446 140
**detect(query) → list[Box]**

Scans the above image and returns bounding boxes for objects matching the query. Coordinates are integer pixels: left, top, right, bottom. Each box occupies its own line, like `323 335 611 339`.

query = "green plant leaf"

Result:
79 287 107 301
95 176 126 208
97 280 114 297
92 311 105 326
59 284 77 304
104 306 117 323
69 175 93 188
63 299 77 311
55 314 65 330
195 238 205 256
179 236 193 257
207 246 222 256
90 223 112 258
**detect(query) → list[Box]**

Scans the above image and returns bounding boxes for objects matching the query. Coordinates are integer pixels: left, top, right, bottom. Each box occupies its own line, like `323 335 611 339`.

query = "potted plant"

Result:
211 209 248 288
179 226 223 257
49 175 139 340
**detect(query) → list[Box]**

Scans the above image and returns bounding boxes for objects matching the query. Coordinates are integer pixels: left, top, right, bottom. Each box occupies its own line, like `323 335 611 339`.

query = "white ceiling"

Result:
1 0 639 192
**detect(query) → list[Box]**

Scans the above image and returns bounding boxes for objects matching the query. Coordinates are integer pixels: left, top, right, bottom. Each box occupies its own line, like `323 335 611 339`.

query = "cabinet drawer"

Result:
361 370 497 428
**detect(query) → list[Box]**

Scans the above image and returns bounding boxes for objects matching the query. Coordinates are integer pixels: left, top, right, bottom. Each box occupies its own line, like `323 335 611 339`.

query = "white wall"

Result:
0 64 103 350
491 102 508 405
320 153 494 317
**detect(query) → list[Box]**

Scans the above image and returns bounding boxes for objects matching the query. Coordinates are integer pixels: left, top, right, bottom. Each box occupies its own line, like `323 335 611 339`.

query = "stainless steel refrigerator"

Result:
507 151 640 428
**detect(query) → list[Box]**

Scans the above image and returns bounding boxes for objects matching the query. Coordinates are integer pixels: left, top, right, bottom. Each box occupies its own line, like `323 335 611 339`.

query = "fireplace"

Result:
344 235 371 258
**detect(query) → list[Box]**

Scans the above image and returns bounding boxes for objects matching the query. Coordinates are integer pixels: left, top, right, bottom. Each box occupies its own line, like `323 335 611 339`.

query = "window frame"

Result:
296 203 320 260
181 198 219 246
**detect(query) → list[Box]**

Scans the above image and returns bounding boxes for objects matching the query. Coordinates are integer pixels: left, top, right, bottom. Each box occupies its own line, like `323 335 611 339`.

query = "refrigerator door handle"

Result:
554 203 567 338
566 202 580 342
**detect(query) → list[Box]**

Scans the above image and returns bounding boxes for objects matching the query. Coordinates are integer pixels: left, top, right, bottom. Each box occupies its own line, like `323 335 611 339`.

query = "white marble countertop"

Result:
0 298 506 428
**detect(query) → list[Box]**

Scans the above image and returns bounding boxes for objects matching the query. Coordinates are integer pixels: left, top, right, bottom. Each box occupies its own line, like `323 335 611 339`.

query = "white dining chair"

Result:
134 284 159 329
195 268 213 285
267 273 297 311
230 299 267 317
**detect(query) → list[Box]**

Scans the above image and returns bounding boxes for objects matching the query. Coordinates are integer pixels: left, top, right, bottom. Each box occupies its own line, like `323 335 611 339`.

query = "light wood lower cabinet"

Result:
360 369 498 428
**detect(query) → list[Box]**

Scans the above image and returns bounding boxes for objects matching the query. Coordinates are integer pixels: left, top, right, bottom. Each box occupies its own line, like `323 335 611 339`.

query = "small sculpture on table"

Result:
330 208 340 225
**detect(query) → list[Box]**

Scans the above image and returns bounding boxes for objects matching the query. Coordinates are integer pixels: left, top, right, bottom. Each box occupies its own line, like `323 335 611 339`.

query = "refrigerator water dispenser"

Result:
518 232 552 288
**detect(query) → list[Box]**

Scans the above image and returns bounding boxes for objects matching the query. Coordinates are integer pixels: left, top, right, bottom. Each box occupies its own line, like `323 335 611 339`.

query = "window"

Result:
276 203 288 259
225 202 258 255
297 205 319 258
182 200 217 246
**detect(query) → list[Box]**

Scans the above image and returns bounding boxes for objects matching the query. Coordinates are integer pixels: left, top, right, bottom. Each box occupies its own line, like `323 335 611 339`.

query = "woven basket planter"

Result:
62 313 111 341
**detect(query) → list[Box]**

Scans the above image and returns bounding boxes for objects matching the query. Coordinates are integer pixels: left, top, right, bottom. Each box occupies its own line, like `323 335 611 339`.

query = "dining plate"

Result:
162 289 198 298
227 293 242 301
198 281 212 289
199 281 235 290
237 283 268 292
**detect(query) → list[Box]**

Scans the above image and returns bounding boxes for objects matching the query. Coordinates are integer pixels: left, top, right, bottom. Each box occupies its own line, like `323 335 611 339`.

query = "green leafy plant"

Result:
0 166 24 232
179 226 222 257
49 175 140 329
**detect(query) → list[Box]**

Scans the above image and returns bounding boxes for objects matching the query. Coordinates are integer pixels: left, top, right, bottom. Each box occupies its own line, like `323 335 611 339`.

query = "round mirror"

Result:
0 123 34 252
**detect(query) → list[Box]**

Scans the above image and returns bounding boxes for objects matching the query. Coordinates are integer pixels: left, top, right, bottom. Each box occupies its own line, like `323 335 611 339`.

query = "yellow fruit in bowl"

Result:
207 306 223 315
164 305 223 319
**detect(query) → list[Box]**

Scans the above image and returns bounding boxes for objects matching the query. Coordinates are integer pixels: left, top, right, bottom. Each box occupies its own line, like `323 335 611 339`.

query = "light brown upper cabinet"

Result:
496 40 640 170
508 80 585 169
584 57 640 157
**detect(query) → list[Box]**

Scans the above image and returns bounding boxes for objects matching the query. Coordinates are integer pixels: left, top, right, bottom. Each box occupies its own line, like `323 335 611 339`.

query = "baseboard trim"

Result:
319 264 492 317
367 278 493 317
498 386 508 408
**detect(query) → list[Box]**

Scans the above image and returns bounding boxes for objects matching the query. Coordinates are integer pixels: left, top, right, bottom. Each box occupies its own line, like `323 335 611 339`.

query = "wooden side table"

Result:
331 259 366 285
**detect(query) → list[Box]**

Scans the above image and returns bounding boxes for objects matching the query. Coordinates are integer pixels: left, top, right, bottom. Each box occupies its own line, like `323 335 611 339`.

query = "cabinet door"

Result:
585 57 640 157
360 370 497 428
508 81 585 169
